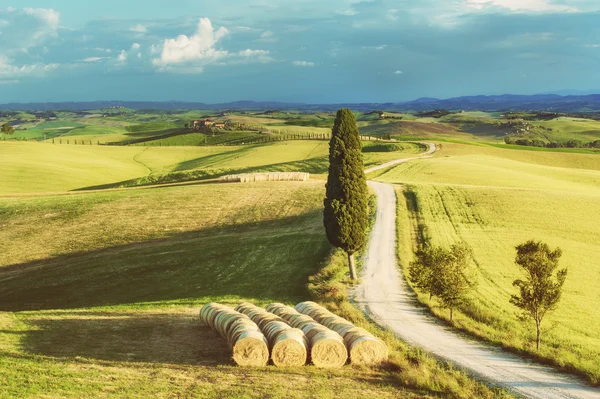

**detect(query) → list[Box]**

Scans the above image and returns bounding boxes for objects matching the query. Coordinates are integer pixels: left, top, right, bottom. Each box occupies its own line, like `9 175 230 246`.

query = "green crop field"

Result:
379 143 600 383
0 179 502 399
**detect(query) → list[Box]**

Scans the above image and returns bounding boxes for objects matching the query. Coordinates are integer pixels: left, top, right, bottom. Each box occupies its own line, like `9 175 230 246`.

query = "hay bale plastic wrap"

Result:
295 301 388 366
236 302 308 367
266 303 348 368
199 303 269 367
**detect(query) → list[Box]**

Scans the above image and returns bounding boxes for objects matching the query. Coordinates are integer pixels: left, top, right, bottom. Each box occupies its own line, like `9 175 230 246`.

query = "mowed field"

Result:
378 143 600 383
0 141 426 193
0 177 504 398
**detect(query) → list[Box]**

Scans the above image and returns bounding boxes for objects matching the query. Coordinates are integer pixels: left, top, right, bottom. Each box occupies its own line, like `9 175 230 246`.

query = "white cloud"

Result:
23 8 60 32
130 24 148 33
293 60 314 67
394 70 403 74
151 18 273 73
0 9 61 81
239 49 269 57
0 56 59 79
153 18 229 70
260 31 274 38
387 9 399 21
0 7 61 53
117 50 127 62
465 0 578 13
337 9 358 16
82 57 108 63
363 45 387 51
131 43 141 49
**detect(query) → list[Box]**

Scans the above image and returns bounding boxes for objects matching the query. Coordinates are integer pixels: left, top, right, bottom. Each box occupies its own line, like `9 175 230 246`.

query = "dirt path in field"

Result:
355 144 600 399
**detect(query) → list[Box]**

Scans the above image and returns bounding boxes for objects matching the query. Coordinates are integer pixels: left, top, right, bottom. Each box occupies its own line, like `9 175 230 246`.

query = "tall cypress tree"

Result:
324 108 369 280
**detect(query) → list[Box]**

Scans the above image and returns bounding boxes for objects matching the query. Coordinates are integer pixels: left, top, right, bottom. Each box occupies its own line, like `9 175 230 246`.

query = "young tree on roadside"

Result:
510 240 567 350
324 108 369 281
409 242 477 321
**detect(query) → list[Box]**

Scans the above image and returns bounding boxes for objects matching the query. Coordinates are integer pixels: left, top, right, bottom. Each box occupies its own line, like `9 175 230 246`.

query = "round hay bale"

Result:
265 303 287 313
286 314 314 329
214 312 239 340
261 320 290 343
310 331 348 368
342 327 372 341
230 321 261 344
228 319 259 343
232 330 269 367
328 322 357 337
200 303 227 329
270 328 307 367
348 336 388 366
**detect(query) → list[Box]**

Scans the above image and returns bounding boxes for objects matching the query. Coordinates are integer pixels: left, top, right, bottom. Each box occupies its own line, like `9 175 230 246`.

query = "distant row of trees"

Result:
505 136 600 149
409 240 567 350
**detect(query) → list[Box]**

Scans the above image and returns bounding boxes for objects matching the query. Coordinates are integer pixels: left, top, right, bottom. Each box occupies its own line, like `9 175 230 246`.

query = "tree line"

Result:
505 136 600 149
408 240 567 350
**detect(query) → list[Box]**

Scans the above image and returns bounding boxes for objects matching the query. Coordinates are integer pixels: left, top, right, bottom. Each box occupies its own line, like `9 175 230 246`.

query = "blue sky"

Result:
1 0 599 103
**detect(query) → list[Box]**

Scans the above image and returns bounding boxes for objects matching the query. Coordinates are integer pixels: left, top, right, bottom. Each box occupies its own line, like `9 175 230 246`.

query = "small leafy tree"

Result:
324 108 369 281
409 242 476 321
510 240 567 350
1 123 15 137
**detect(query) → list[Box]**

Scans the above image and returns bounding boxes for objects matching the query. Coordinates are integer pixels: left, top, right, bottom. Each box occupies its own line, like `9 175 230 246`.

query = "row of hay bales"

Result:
200 301 388 367
199 303 269 366
219 172 310 183
295 301 388 366
265 303 348 368
236 302 308 367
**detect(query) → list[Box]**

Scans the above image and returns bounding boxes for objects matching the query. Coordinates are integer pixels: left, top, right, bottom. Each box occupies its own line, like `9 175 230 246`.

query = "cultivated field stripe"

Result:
354 148 600 398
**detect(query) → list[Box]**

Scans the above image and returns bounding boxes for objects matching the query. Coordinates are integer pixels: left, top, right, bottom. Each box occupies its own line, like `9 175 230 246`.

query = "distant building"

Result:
192 118 216 128
213 122 226 129
379 112 386 119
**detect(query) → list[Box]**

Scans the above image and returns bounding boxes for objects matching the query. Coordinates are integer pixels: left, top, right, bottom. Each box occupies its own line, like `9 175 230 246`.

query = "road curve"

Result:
355 145 600 399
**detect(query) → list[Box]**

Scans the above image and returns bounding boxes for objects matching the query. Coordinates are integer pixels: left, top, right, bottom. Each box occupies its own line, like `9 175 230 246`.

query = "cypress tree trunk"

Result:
348 253 357 281
536 319 541 350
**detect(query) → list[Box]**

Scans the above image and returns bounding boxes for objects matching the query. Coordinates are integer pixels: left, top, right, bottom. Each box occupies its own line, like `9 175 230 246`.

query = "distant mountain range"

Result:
2 94 600 112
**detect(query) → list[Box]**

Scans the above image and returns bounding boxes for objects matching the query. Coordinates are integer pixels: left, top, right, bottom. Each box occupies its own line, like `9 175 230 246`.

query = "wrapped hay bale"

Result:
295 301 388 366
199 303 269 367
267 303 348 368
236 303 308 367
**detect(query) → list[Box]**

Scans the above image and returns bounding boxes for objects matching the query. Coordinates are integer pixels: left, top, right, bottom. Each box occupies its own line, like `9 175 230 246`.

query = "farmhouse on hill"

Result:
191 119 226 129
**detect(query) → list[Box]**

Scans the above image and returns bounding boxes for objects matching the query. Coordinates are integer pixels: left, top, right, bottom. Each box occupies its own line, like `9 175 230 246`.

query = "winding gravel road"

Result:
355 144 600 399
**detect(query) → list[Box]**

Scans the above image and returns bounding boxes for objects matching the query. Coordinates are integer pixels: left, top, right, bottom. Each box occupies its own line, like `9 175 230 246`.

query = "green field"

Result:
381 143 600 383
0 180 503 399
0 141 426 193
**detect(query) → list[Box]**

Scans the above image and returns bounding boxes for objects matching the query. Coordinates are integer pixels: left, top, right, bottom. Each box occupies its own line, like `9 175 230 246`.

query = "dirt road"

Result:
355 145 600 399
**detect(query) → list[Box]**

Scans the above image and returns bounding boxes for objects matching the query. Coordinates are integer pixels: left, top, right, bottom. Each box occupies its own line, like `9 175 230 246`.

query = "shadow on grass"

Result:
20 312 232 366
0 210 330 311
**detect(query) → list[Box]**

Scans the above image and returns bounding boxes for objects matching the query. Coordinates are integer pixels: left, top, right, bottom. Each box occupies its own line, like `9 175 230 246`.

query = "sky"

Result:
1 0 599 104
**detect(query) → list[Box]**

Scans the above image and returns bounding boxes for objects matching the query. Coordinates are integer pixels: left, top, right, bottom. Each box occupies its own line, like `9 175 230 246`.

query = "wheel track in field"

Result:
356 142 600 399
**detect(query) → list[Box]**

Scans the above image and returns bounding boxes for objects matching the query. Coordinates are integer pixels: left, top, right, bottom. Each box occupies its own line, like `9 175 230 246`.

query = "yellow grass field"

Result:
379 143 600 383
0 141 425 194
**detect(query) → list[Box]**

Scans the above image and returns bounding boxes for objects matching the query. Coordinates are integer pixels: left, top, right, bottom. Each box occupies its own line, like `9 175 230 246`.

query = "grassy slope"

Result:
378 143 600 383
0 142 240 193
0 181 506 399
0 140 426 193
